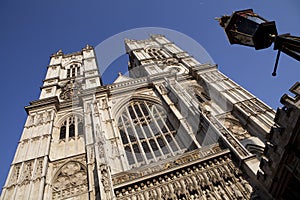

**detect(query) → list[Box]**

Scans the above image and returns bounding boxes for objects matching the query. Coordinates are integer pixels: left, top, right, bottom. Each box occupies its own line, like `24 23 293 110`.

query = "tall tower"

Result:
0 45 101 199
1 35 276 199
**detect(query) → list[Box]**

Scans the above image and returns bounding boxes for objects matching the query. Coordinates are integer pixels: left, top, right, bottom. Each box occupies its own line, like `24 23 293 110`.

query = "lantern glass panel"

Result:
245 16 265 24
235 18 258 36
230 31 254 46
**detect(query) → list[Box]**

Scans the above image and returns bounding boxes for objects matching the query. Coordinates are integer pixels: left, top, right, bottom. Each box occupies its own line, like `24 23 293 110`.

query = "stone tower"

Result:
1 35 276 199
258 82 300 199
0 45 101 199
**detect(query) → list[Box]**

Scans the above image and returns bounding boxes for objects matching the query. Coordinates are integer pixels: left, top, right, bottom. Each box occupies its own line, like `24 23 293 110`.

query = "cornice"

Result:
113 145 230 188
79 85 109 98
47 63 62 68
25 96 59 114
43 77 59 83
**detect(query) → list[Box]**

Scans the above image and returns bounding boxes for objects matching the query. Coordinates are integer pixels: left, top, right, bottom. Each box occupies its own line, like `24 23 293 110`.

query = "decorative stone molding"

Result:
59 81 80 101
26 110 53 128
19 160 33 186
52 161 88 199
8 163 21 187
218 113 251 141
113 151 253 199
112 144 224 186
100 164 111 192
207 115 250 158
33 158 44 181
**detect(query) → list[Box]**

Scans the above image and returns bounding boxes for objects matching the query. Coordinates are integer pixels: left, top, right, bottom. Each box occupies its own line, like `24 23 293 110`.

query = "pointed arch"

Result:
112 94 162 120
116 98 197 168
55 112 84 140
61 61 82 69
61 61 82 78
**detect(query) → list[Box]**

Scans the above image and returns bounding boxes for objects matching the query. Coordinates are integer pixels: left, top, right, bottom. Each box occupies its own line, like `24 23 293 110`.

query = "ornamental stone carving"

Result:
33 158 44 180
19 160 33 185
222 113 251 140
114 153 254 199
100 164 111 193
52 161 88 199
8 164 21 186
59 81 82 101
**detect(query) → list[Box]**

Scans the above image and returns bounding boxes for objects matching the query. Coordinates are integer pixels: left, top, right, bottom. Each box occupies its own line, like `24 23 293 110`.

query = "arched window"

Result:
59 121 66 139
68 116 75 137
117 100 196 168
67 64 81 78
59 115 84 140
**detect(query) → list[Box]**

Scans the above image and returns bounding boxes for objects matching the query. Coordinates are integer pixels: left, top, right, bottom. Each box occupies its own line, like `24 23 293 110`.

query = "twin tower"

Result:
1 35 299 199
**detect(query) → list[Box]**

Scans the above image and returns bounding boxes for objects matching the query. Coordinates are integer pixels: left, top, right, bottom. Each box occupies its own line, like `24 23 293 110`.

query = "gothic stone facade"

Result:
258 82 300 199
1 35 277 199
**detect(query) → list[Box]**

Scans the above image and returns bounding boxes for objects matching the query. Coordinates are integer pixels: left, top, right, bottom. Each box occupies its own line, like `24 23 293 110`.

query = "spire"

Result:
51 49 63 57
83 44 93 51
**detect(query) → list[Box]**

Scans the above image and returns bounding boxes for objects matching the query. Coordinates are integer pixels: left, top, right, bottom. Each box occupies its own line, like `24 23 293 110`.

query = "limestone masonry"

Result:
1 35 299 199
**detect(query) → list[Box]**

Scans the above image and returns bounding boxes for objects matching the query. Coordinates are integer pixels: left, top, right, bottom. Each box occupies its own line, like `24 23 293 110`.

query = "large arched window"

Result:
59 115 84 140
117 100 195 168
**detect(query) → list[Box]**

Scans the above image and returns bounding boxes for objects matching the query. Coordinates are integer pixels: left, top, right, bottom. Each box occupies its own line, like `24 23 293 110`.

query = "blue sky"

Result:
0 0 299 191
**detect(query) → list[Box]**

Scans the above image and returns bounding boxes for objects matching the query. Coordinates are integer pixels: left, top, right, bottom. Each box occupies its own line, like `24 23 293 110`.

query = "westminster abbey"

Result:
1 35 300 199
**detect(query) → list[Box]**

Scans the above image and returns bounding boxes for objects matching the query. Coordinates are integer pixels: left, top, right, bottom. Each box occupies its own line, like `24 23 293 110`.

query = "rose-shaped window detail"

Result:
52 161 88 199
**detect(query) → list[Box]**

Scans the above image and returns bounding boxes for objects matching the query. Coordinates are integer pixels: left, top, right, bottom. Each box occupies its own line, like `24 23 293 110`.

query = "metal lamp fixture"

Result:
218 9 300 76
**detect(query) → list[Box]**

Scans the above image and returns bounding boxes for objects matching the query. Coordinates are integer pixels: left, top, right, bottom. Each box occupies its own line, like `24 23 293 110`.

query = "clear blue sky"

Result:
0 0 299 191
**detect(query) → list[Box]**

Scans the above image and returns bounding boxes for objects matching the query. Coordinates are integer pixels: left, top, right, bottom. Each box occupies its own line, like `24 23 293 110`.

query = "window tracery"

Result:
117 100 195 168
66 64 81 78
52 161 88 199
59 115 84 140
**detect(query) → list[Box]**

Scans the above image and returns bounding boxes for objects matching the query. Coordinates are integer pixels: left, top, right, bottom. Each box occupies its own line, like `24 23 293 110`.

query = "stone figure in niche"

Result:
102 99 108 109
59 81 82 101
225 119 250 140
93 100 99 115
240 176 253 194
232 184 243 198
46 111 51 122
86 102 91 113
100 164 110 192
98 141 105 158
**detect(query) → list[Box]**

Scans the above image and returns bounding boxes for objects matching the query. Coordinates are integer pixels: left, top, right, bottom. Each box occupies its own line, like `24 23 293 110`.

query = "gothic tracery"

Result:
114 153 253 199
52 161 88 199
117 100 196 168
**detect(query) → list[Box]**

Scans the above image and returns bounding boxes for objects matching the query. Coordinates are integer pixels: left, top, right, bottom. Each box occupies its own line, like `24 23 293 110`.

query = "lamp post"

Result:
218 9 300 76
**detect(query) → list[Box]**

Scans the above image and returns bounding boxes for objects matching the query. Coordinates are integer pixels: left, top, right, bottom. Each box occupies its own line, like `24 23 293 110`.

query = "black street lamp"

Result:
218 9 300 76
